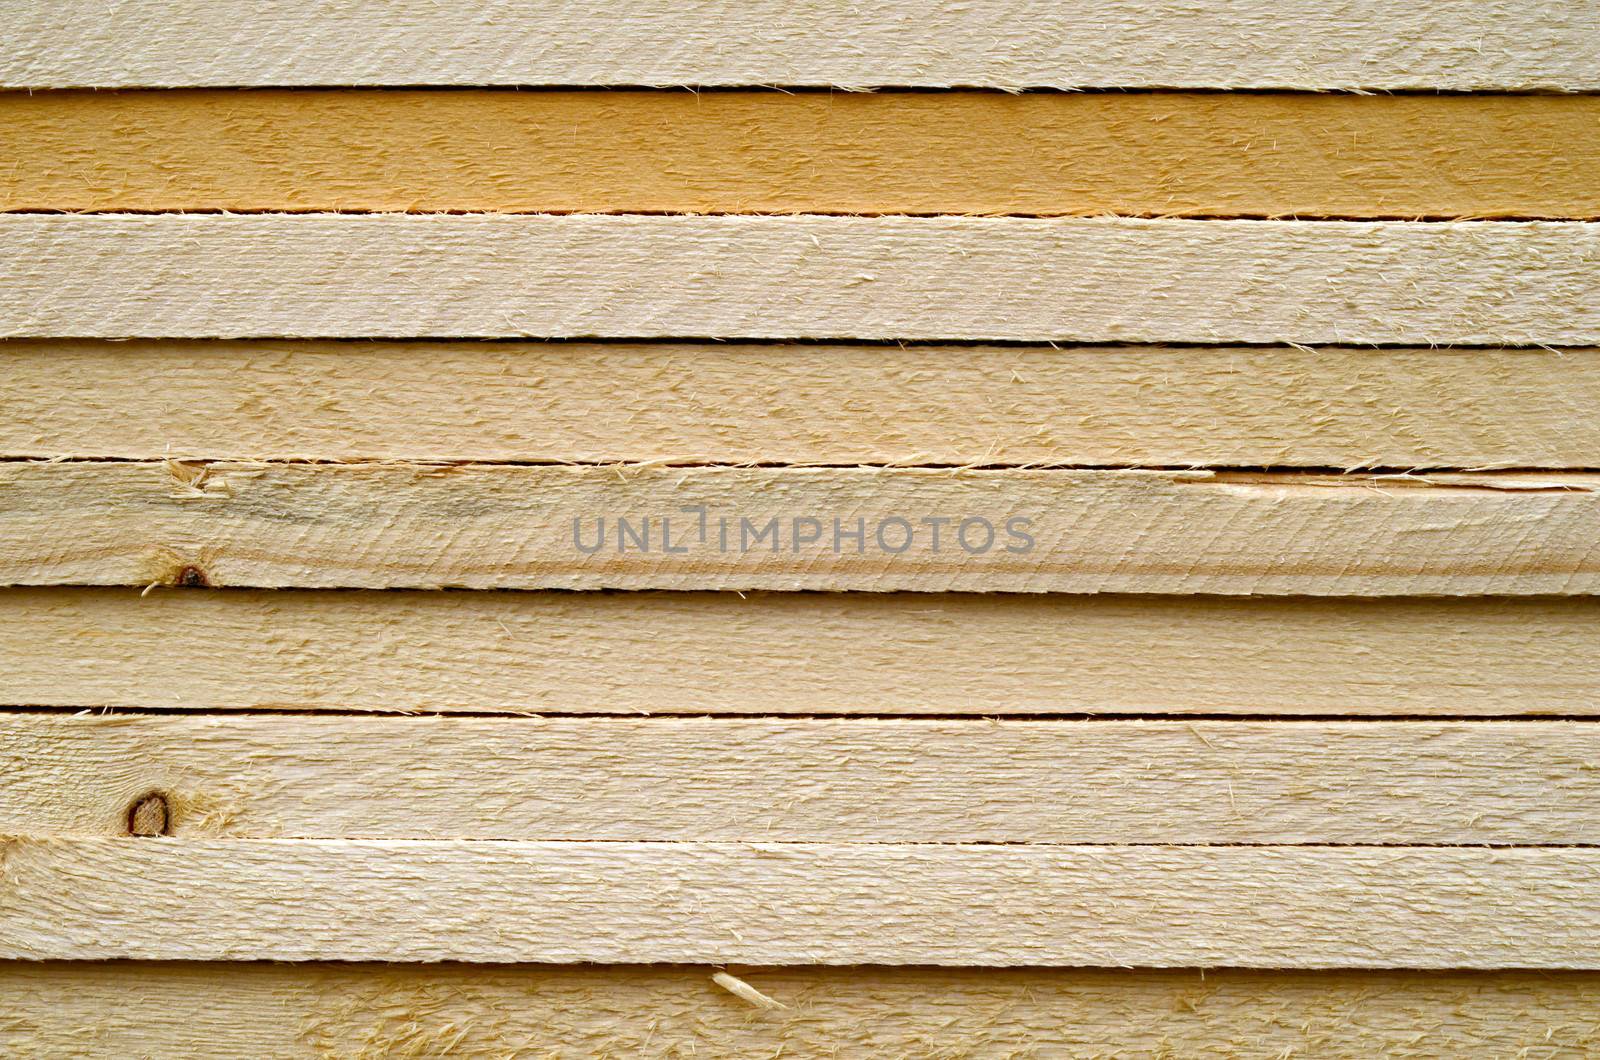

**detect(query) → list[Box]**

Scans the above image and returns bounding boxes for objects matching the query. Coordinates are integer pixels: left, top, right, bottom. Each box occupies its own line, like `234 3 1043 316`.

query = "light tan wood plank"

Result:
7 962 1600 1058
4 215 1596 344
9 714 1600 844
3 839 1597 966
1 461 1596 594
8 340 1598 468
4 1 1594 90
6 588 1588 716
8 90 1600 219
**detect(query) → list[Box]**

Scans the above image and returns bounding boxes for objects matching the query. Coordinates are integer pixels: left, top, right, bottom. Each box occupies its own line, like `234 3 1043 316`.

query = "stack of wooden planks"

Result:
3 2 1599 1054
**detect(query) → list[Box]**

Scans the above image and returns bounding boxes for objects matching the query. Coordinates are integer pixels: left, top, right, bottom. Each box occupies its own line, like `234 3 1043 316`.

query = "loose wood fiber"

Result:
6 963 1600 1058
5 839 1600 966
7 90 1600 219
3 461 1596 594
4 215 1596 343
9 340 1599 468
4 1 1595 89
6 588 1589 716
11 714 1600 845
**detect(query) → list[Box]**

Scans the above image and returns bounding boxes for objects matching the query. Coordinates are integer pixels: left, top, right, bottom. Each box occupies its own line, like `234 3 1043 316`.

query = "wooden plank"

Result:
7 90 1600 219
4 215 1596 344
9 714 1600 844
7 963 1600 1058
6 588 1590 716
8 340 1599 468
1 461 1596 594
3 1 1595 90
3 839 1598 966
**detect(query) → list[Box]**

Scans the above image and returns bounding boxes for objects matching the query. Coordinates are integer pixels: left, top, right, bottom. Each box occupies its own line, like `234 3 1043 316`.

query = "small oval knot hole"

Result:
127 792 172 837
174 565 210 588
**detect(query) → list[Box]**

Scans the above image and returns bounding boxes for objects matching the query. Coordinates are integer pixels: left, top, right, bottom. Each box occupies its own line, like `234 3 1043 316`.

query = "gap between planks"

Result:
8 714 1600 845
3 215 1597 343
3 1 1596 89
4 839 1600 966
1 461 1597 593
6 340 1599 469
5 90 1600 218
2 588 1595 716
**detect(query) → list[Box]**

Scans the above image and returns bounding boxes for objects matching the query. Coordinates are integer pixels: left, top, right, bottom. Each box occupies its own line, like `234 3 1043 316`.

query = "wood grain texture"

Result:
4 839 1599 966
8 962 1600 1058
8 90 1600 219
7 588 1590 716
2 461 1597 594
10 714 1600 844
4 215 1596 343
3 1 1595 89
8 340 1599 468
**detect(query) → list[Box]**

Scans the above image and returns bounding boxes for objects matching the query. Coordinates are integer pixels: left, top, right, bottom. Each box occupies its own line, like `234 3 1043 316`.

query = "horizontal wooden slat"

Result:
6 588 1590 716
3 1 1594 90
4 216 1596 343
2 462 1596 594
4 839 1598 965
8 340 1598 468
7 963 1600 1058
7 90 1600 219
9 714 1600 844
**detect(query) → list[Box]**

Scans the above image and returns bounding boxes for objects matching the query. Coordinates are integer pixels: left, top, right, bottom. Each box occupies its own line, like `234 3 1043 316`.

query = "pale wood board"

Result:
4 839 1599 966
6 587 1590 716
10 714 1600 845
9 90 1600 219
7 962 1600 1058
3 1 1595 90
4 216 1597 344
8 340 1599 468
3 461 1597 594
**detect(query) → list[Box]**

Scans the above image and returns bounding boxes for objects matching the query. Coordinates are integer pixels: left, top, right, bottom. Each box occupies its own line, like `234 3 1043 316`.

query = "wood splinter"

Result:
712 971 787 1010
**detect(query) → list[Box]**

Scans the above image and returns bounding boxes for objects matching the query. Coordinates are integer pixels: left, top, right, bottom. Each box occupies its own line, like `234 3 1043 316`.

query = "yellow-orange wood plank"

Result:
6 962 1600 1057
6 90 1599 218
7 340 1599 468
